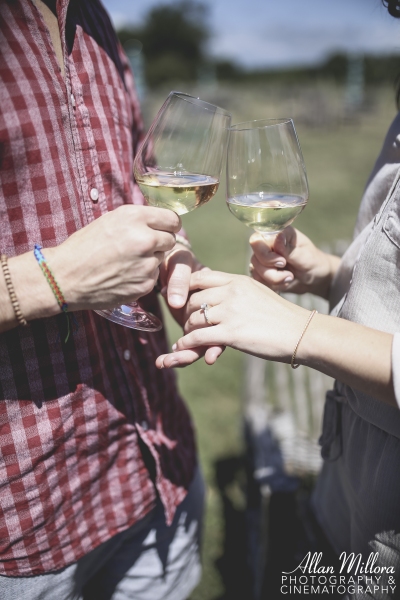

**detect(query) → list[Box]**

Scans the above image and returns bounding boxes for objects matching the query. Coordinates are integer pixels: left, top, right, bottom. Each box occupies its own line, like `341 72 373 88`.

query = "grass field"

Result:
143 83 397 599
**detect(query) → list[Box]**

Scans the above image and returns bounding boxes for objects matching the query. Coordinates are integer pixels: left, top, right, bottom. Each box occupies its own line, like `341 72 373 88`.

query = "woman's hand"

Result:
249 227 340 299
156 270 309 368
155 269 396 409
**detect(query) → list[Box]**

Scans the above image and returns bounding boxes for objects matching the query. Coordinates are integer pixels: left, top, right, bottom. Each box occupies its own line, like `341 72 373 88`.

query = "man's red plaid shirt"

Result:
0 0 197 576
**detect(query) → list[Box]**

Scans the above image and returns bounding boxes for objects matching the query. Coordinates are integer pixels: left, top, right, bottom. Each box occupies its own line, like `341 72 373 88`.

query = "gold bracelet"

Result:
175 234 192 251
291 309 317 369
1 254 28 327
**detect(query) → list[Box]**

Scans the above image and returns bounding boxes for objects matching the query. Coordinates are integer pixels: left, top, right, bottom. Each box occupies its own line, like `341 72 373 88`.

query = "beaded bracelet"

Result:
33 244 75 342
0 254 28 327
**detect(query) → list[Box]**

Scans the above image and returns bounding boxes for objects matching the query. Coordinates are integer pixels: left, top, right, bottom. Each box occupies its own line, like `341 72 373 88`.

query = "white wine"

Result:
137 172 219 215
227 193 307 234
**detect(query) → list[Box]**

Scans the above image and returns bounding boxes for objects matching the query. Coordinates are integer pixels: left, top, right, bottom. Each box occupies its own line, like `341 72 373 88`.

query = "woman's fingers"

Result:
251 255 294 287
173 326 222 351
204 345 225 365
250 233 286 268
250 227 299 268
156 344 226 369
189 269 233 291
184 287 223 321
156 348 205 369
184 304 221 334
249 265 265 285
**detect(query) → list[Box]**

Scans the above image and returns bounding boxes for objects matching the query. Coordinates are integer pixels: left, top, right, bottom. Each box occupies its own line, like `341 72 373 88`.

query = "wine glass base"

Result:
95 305 163 332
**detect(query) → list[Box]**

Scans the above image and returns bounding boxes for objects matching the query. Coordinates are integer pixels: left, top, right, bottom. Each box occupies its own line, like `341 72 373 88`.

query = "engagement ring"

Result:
201 303 214 326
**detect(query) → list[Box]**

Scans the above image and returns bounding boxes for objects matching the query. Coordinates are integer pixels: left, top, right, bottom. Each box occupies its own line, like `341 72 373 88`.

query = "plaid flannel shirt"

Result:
0 0 196 576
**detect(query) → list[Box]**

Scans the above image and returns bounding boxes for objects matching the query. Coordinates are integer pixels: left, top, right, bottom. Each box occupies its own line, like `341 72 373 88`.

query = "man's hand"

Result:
250 227 341 299
159 244 203 324
44 205 181 311
1 204 181 333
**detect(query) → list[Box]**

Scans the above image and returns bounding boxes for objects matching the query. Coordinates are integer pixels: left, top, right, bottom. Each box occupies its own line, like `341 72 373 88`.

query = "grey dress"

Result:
311 112 400 574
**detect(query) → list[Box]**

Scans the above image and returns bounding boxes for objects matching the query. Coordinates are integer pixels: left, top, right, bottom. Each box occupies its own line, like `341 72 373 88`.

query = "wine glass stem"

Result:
120 301 138 314
259 231 279 240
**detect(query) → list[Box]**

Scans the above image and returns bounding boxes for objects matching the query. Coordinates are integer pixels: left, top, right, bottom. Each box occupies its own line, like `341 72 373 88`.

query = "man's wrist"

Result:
10 251 60 321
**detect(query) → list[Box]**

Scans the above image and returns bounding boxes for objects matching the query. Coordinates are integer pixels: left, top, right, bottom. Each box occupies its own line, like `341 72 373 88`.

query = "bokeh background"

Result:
103 1 400 597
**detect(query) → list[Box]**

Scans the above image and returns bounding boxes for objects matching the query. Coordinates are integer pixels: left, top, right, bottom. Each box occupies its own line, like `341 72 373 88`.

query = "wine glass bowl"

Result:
134 92 231 215
226 118 308 239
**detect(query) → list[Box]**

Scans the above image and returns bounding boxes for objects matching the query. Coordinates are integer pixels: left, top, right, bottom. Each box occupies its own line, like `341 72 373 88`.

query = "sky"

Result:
102 0 400 69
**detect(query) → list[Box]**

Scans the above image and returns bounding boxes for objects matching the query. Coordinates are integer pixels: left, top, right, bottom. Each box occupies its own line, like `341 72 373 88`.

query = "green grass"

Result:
146 83 397 599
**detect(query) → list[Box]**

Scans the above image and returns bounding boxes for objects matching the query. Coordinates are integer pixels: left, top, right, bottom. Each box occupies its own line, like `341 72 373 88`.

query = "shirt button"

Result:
123 349 131 361
141 420 148 431
90 188 99 203
71 93 76 107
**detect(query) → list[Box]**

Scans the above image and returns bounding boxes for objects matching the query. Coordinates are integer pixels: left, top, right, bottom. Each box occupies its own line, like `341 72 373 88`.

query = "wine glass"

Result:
226 118 308 239
134 91 231 215
96 92 231 332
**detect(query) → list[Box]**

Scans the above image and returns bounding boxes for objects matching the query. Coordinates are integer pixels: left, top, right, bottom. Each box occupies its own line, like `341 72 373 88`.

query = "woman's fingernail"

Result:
284 276 293 283
172 343 177 351
275 261 285 269
160 286 167 297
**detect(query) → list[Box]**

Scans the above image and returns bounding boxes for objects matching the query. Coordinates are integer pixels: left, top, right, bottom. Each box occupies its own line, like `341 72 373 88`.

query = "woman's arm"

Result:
300 312 393 405
156 270 395 408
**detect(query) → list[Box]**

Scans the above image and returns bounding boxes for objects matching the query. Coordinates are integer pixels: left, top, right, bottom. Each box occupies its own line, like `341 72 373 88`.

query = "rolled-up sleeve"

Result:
392 333 400 409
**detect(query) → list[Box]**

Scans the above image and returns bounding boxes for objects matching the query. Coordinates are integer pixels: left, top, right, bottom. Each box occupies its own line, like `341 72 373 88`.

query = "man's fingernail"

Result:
284 276 293 283
169 360 179 368
275 261 285 268
169 294 184 306
172 343 177 351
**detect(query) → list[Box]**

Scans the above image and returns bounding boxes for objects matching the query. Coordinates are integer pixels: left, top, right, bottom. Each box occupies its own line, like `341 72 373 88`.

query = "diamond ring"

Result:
201 303 214 326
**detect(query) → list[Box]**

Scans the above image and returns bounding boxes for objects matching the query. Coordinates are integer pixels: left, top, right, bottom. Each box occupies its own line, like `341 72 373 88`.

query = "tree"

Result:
118 1 210 87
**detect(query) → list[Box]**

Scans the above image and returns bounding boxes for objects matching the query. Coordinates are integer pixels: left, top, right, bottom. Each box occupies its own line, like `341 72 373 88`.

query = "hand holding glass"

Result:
226 118 309 238
96 92 231 332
